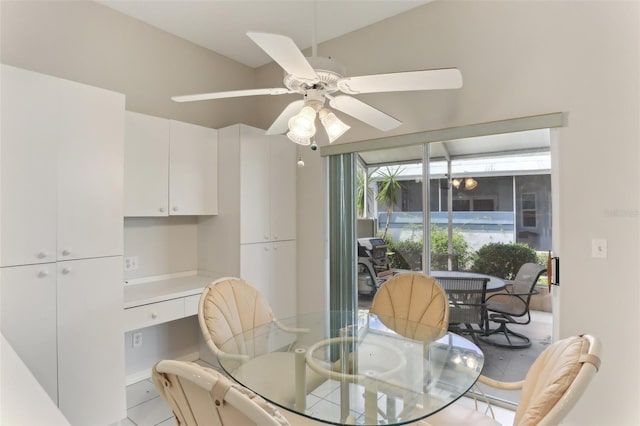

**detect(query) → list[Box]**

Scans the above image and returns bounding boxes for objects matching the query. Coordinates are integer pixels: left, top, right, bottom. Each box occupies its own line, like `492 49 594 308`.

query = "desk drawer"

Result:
124 298 184 332
184 294 200 317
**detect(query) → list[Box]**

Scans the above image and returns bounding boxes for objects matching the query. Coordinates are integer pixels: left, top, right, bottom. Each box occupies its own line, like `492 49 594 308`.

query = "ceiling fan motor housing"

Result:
283 56 346 94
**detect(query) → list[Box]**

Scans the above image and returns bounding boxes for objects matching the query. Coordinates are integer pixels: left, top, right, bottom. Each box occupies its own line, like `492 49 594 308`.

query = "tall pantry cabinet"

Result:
199 124 297 319
0 65 126 424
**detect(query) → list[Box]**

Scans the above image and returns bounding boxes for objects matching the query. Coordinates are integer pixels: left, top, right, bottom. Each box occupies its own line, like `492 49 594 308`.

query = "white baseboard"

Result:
125 351 200 386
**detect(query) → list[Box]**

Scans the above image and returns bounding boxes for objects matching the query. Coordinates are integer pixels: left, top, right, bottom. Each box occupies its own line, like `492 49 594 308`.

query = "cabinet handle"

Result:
264 235 270 240
273 235 279 240
172 206 178 212
151 313 158 319
61 249 71 256
61 268 71 275
38 270 49 278
159 207 165 212
37 252 48 259
264 246 269 251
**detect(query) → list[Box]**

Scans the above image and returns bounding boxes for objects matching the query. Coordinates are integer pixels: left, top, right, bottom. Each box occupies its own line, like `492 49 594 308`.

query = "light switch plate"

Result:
591 239 607 258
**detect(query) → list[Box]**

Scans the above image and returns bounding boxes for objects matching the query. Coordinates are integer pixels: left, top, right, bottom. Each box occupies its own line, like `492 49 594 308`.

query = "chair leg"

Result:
478 321 531 349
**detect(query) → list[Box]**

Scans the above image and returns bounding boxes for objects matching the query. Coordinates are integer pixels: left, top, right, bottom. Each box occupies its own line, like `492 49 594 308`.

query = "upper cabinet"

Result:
1 65 124 267
169 120 218 215
124 112 218 217
124 112 170 216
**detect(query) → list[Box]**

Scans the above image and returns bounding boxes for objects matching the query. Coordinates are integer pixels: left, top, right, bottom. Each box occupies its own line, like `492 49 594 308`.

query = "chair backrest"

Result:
152 360 289 426
515 334 602 426
369 272 449 341
198 277 275 357
436 277 488 326
507 263 547 316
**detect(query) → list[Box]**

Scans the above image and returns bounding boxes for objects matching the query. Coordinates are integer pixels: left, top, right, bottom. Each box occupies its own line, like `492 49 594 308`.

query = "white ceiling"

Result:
98 0 431 68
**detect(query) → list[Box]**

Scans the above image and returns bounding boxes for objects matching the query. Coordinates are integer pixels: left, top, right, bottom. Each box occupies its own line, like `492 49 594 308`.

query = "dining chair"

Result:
480 263 547 348
197 277 324 403
369 271 449 342
422 334 601 426
152 359 325 425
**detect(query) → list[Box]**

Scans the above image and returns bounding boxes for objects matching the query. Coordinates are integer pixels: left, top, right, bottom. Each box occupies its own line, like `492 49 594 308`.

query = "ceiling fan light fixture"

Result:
319 108 350 143
286 130 312 146
287 106 317 138
451 178 463 189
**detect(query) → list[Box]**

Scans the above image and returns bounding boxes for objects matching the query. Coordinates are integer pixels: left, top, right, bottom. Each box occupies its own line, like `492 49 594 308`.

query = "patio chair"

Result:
480 263 547 348
423 334 602 426
435 276 489 338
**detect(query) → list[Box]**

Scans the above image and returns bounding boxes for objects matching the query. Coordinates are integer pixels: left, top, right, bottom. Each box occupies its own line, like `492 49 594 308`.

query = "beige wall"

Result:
258 2 639 424
0 0 259 128
2 1 639 424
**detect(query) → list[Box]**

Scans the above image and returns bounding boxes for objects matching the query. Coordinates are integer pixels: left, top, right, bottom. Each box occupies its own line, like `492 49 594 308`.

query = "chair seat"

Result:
421 403 502 426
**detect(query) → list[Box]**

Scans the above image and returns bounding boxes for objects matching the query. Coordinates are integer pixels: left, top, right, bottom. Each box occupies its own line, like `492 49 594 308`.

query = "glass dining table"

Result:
217 311 484 425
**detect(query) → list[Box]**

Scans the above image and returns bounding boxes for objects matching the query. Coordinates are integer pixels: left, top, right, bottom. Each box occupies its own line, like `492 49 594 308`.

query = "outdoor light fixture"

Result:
286 101 351 146
451 177 478 190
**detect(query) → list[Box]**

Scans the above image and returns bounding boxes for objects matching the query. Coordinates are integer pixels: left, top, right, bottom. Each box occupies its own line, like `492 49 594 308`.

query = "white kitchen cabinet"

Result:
0 64 123 266
57 256 125 425
0 65 126 425
123 113 218 216
169 120 218 215
124 111 170 216
0 264 58 402
1 66 59 267
239 125 296 244
201 124 297 318
240 240 296 319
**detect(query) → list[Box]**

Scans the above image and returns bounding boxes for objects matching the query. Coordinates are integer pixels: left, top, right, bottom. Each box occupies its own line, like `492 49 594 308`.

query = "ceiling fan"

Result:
172 31 462 146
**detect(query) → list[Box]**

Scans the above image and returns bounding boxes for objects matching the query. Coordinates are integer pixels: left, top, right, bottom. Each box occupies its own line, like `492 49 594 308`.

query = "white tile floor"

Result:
124 362 516 425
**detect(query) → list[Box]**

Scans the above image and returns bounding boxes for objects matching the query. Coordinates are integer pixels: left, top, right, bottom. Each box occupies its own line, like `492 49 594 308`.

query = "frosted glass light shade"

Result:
319 108 350 143
287 106 317 138
286 131 311 145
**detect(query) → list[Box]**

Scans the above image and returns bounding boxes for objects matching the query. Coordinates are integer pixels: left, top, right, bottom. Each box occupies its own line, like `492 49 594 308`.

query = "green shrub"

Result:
381 226 472 271
471 242 538 279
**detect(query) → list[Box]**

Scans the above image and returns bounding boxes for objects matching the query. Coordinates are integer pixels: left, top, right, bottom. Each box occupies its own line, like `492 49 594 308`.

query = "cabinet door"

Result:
240 126 270 244
0 264 58 402
57 256 125 425
240 242 272 303
124 111 170 216
57 79 124 260
1 65 57 267
269 135 296 241
271 240 297 319
169 120 218 215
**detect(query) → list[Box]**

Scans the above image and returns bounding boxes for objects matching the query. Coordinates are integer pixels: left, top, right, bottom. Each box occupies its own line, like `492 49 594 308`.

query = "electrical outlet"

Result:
132 332 143 348
124 256 138 271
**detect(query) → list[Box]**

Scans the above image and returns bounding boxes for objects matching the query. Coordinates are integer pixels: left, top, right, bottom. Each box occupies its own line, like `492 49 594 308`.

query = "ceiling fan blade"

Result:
247 31 319 83
328 95 401 132
172 88 292 102
337 68 463 94
265 100 304 135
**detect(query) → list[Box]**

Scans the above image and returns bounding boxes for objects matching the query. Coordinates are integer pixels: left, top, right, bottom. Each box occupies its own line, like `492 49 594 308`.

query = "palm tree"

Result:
376 167 403 239
356 168 374 218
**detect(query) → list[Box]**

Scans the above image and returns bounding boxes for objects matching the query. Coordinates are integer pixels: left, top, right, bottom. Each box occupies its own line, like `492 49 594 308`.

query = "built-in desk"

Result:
123 272 223 332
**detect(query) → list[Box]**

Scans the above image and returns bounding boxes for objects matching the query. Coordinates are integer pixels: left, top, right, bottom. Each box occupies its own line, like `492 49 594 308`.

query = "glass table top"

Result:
218 311 484 425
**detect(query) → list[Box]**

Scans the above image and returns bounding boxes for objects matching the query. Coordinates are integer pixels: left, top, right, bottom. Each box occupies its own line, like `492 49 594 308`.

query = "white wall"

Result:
258 2 640 424
2 1 638 424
